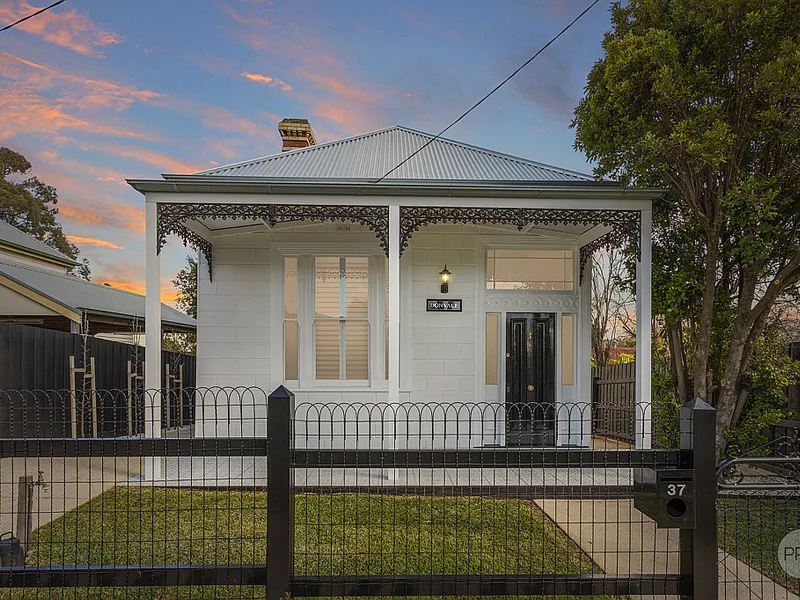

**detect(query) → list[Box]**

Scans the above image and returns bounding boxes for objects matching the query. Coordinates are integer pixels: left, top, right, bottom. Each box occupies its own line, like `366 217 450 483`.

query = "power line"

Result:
0 0 67 33
374 0 601 183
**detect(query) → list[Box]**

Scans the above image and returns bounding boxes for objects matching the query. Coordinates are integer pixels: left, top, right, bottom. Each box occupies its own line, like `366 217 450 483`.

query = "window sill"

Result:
290 387 412 394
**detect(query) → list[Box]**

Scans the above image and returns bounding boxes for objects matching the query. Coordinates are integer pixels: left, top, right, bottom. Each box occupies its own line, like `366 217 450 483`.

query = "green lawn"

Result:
5 487 613 600
718 495 800 594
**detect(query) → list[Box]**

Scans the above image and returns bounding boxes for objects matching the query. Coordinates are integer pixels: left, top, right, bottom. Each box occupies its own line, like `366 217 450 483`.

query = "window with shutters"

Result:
315 257 369 380
283 254 383 385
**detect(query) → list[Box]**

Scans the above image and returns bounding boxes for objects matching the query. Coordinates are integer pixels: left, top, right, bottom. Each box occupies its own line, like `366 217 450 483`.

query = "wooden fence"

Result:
762 341 800 453
0 322 195 438
591 343 800 446
591 362 636 443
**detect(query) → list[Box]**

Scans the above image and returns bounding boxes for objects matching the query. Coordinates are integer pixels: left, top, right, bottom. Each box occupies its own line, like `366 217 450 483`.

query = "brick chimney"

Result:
278 118 316 152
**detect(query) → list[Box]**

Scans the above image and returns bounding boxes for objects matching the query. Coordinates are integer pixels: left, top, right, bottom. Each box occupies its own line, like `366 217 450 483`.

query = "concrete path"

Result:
535 498 799 600
0 457 141 535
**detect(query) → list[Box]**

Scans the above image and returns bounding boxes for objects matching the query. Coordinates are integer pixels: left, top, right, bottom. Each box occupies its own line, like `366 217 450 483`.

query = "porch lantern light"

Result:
439 265 452 294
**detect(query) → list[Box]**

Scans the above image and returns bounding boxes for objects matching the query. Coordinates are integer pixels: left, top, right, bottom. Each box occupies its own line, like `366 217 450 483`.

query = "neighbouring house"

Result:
129 120 664 450
0 220 195 340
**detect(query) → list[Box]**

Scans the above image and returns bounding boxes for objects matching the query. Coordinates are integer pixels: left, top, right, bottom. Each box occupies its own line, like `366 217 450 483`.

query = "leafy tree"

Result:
173 255 197 319
725 325 800 453
164 255 197 355
0 147 90 278
573 0 800 456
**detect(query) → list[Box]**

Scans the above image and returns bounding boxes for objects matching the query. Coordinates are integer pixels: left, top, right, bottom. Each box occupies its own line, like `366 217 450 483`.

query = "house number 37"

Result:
666 484 686 496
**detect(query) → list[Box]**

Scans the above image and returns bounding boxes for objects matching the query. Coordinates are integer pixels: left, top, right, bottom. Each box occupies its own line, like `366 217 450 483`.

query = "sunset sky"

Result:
0 0 611 308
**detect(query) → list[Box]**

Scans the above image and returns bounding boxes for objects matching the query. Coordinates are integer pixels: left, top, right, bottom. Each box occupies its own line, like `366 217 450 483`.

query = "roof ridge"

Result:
0 260 195 326
190 125 402 176
391 125 593 180
0 220 78 264
181 125 594 182
0 258 153 302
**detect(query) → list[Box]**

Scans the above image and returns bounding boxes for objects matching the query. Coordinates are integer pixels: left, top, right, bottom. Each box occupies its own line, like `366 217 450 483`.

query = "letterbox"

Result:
633 468 695 529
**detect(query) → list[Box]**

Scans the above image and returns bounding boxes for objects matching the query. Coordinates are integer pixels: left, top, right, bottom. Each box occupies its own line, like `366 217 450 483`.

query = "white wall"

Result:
193 223 586 446
410 228 477 405
196 247 270 437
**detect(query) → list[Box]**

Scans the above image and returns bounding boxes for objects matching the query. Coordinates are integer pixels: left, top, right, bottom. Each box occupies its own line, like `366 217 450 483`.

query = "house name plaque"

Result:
426 299 463 312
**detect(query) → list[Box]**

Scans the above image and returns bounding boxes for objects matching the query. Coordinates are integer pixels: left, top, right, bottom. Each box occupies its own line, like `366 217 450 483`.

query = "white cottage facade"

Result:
129 125 662 454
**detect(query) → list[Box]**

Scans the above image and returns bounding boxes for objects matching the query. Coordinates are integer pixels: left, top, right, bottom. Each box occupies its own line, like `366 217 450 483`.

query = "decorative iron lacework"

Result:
399 207 641 281
157 203 640 282
157 203 390 280
579 231 617 281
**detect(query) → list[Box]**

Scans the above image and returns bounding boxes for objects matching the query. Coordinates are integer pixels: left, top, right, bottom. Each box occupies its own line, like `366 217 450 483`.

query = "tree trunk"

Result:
667 323 688 404
715 305 771 458
693 239 719 402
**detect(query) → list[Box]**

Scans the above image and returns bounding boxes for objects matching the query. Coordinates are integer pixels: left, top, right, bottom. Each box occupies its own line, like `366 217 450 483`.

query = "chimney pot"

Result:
278 118 316 152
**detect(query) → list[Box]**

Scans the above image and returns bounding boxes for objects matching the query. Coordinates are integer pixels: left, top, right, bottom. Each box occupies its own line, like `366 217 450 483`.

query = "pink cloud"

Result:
92 269 178 304
1 51 278 148
59 200 145 233
0 2 122 57
66 235 125 250
294 70 381 103
36 151 131 187
95 175 126 185
0 52 160 113
242 72 292 91
0 88 151 142
100 144 204 174
221 5 340 68
27 155 146 234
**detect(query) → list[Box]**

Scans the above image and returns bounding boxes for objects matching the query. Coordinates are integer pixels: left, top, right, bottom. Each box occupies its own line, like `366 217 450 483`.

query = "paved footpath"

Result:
535 498 799 600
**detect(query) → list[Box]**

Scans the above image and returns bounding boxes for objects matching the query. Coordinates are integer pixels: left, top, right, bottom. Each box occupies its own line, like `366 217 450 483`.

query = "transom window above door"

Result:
486 249 574 291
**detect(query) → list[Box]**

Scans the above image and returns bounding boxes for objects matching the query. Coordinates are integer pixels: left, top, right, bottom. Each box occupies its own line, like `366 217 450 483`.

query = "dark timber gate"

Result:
0 388 720 598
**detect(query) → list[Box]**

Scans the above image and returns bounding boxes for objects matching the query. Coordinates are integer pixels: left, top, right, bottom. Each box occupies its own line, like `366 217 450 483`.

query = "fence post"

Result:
15 476 33 555
267 385 294 600
679 398 718 600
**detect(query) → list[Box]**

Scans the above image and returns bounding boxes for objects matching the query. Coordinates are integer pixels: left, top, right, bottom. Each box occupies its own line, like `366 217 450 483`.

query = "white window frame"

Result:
474 236 581 407
272 242 387 390
313 256 371 382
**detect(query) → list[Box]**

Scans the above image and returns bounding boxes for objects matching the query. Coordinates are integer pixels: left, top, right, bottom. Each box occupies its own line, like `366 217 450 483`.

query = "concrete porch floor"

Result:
124 455 635 488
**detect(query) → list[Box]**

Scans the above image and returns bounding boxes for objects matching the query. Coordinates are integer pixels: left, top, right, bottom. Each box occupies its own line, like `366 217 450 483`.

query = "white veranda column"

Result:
578 274 592 447
144 198 163 479
388 205 401 406
635 208 653 449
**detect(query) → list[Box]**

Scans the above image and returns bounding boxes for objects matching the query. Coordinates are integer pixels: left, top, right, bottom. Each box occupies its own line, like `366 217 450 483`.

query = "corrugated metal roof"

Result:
0 259 196 329
0 220 79 266
193 126 593 182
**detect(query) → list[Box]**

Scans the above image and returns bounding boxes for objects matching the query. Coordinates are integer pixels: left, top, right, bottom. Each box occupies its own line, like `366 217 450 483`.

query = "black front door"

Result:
505 312 556 447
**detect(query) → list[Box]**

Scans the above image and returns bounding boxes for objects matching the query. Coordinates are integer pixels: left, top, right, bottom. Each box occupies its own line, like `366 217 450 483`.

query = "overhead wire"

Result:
373 0 602 183
0 0 67 34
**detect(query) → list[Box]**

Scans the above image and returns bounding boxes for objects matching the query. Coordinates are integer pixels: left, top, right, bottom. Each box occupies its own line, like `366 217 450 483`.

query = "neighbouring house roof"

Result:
191 126 595 182
0 220 79 267
0 259 196 332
